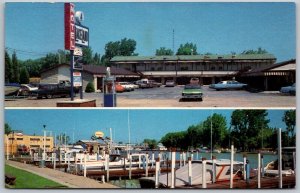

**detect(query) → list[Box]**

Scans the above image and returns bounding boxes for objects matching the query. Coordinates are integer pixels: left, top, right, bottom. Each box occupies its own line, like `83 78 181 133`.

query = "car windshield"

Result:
185 84 201 89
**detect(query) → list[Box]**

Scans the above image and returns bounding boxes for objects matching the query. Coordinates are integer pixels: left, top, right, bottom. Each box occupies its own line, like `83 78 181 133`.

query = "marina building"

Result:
4 133 54 155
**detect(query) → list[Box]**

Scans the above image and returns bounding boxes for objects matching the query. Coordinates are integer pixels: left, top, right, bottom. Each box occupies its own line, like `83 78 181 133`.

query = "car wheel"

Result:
199 98 203 102
46 94 53 99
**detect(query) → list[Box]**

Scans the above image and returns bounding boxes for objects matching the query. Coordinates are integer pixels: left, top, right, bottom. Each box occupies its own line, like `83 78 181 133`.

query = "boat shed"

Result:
40 64 140 91
240 59 296 91
75 140 107 154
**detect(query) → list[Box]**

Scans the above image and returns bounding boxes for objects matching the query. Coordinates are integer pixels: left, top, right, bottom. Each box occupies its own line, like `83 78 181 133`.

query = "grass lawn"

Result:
5 164 67 189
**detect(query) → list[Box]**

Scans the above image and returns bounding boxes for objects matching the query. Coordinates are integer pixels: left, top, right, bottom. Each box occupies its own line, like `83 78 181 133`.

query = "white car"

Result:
118 82 134 91
280 83 296 95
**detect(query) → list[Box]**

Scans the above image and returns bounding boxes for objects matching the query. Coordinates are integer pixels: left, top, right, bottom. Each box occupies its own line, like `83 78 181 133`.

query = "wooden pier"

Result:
178 175 296 189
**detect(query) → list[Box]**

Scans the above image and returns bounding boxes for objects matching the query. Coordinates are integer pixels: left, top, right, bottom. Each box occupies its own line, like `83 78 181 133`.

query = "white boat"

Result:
139 159 244 188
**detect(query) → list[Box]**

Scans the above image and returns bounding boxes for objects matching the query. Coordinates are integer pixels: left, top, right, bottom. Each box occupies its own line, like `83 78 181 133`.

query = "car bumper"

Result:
182 94 203 99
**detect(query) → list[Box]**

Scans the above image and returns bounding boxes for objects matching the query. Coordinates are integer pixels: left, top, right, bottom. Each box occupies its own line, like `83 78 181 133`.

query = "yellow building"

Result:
4 133 54 155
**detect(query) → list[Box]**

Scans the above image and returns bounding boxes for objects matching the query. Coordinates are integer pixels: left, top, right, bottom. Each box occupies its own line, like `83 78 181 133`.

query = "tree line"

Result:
143 110 295 152
5 36 269 84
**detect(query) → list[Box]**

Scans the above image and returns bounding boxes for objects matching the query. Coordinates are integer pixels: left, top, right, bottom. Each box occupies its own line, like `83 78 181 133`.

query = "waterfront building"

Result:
4 133 54 155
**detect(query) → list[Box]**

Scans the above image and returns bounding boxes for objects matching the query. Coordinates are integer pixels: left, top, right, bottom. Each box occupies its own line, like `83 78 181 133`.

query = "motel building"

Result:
109 54 277 85
4 133 54 156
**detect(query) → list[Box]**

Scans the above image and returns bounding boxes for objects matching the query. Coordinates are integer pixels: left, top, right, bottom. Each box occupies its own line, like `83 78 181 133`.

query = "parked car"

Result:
190 77 200 84
148 80 162 87
280 83 296 95
209 80 247 91
181 84 203 101
30 84 71 99
129 82 139 89
118 82 134 91
165 80 176 87
115 83 125 93
18 84 38 96
135 80 150 88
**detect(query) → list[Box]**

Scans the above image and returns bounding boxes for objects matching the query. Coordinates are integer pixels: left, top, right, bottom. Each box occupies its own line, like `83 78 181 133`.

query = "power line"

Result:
5 47 62 57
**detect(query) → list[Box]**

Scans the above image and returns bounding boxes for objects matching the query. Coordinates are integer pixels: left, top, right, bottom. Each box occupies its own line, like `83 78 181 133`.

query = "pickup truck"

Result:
30 82 79 99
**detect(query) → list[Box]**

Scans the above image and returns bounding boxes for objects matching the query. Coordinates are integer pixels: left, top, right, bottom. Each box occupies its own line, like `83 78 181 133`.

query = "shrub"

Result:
85 82 95 93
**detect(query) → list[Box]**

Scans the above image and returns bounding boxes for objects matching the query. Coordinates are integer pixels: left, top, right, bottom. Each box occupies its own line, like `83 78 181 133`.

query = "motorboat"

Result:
139 159 244 188
5 83 21 96
264 147 296 177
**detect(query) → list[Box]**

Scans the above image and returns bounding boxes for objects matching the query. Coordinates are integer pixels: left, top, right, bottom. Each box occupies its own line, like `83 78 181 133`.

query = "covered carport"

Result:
240 59 296 91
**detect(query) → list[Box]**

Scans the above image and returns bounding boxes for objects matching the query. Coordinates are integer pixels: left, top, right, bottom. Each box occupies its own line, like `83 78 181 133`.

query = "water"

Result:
110 179 141 189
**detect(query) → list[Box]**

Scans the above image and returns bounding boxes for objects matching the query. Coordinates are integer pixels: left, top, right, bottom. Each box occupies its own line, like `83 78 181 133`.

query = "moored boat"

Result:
139 159 244 188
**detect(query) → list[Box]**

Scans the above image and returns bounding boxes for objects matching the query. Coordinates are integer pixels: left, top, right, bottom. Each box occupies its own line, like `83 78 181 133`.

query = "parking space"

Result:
5 85 296 108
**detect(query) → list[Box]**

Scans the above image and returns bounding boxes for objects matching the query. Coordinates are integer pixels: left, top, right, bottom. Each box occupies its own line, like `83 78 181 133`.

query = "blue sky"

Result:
5 2 295 62
5 109 289 143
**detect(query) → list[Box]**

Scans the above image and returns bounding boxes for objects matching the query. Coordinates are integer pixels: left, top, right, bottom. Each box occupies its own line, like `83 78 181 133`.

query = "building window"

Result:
211 66 215 70
46 139 51 141
17 138 23 140
30 138 40 141
219 66 223 70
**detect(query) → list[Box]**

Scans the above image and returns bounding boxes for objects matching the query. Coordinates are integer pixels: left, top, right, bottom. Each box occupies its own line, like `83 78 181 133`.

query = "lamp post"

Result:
43 125 46 161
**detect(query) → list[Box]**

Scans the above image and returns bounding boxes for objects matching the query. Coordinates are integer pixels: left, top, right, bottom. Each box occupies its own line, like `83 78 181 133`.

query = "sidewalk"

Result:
5 160 118 189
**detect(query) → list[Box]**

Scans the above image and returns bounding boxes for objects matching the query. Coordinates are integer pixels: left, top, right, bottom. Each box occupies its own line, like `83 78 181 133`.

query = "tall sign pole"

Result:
64 3 76 101
65 3 89 101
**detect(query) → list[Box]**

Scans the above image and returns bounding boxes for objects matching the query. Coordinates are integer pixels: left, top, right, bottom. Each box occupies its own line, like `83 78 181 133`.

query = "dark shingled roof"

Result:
110 54 276 62
244 59 296 75
83 65 138 76
40 63 138 76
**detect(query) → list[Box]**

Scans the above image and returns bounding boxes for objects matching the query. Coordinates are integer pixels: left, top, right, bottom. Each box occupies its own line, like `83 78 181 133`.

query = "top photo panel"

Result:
4 2 296 108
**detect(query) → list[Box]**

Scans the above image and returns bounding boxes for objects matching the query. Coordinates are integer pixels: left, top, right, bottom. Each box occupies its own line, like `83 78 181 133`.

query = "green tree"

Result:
101 38 138 65
5 50 13 83
19 67 30 84
5 123 12 135
282 110 296 146
85 82 95 93
160 131 188 150
230 110 269 152
155 47 174 56
41 53 59 71
11 51 20 83
176 42 198 55
82 47 94 65
93 53 101 65
241 47 268 55
143 139 158 150
202 113 228 150
57 49 68 64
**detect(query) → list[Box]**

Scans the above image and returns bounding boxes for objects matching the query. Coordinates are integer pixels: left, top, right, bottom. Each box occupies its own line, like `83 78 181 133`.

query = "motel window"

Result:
30 138 40 141
219 66 223 70
30 145 40 148
46 145 50 148
211 66 215 70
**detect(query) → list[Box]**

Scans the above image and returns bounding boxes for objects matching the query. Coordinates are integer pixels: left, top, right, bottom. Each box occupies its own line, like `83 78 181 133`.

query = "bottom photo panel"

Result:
4 108 296 189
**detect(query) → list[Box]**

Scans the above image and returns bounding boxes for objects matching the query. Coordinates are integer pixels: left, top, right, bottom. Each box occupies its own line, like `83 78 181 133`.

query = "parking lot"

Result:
5 85 296 108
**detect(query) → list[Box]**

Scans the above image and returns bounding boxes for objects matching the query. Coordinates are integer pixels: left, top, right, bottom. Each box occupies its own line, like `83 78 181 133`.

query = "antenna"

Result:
172 29 175 55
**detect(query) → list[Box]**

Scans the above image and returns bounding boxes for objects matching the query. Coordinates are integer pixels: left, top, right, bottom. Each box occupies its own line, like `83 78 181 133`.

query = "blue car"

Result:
209 80 247 91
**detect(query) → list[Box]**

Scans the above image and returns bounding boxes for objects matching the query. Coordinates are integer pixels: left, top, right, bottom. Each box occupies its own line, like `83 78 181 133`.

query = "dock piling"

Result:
180 152 183 167
230 144 234 189
202 157 207 188
145 153 149 177
129 153 132 180
278 128 282 188
243 154 247 181
171 150 176 188
212 156 216 183
84 153 87 177
258 152 261 188
155 158 160 188
53 153 56 170
188 157 192 186
261 154 264 177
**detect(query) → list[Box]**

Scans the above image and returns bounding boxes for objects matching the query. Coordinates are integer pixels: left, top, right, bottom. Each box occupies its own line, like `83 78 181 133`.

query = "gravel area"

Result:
5 86 296 108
